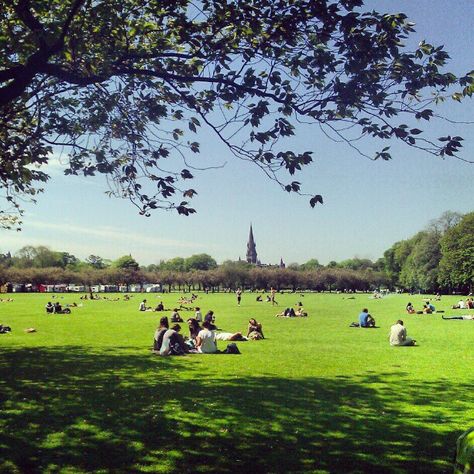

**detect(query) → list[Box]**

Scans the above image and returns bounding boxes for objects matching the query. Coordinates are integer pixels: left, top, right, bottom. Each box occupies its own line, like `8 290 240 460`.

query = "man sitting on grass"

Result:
389 320 416 346
359 308 376 328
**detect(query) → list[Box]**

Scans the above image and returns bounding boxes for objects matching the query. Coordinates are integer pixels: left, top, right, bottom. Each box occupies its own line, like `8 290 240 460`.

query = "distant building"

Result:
246 224 258 264
244 224 285 268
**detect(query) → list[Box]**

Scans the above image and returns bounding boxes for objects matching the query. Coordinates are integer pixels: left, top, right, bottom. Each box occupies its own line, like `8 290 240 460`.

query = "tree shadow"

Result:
0 347 467 473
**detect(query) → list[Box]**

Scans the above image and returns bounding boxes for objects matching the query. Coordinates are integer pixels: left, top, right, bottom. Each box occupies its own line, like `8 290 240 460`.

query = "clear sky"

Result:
2 0 473 266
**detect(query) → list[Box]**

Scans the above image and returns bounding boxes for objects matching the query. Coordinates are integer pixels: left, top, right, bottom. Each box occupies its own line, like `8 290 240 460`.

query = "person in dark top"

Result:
187 318 201 341
155 301 164 312
171 308 183 322
153 317 169 352
204 310 217 330
247 318 264 339
53 302 62 313
45 302 54 313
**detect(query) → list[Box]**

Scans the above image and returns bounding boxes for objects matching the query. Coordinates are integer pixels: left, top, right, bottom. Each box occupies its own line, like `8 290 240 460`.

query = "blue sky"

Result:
3 0 474 266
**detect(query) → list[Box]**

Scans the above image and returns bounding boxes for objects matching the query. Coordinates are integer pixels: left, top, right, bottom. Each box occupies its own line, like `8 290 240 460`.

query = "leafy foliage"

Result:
438 212 474 292
1 0 472 226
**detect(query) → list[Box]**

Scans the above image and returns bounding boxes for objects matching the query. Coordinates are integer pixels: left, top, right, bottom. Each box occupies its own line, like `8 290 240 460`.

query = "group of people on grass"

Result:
405 301 437 314
451 298 474 310
45 301 71 314
152 315 264 356
275 302 308 317
350 308 416 346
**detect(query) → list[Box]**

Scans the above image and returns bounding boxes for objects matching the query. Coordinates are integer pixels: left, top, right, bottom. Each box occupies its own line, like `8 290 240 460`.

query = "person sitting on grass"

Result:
187 318 202 341
154 301 165 312
195 321 217 354
153 317 169 353
359 308 376 328
160 324 188 356
139 299 150 311
45 302 54 314
194 307 203 322
247 318 264 339
452 299 466 310
295 306 308 317
204 310 217 330
389 320 416 346
53 302 63 313
422 304 432 314
406 302 416 314
276 307 296 317
170 308 184 323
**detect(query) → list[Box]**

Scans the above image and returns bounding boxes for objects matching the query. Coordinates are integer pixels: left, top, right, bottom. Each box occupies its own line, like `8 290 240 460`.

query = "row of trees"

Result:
0 265 387 293
383 212 474 293
0 212 472 292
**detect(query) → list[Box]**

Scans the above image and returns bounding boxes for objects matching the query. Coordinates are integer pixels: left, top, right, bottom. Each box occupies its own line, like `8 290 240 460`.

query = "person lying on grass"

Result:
389 320 416 346
215 331 247 341
442 314 474 320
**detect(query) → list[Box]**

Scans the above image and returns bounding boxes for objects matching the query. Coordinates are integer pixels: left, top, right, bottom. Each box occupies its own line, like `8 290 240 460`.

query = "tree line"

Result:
0 211 472 293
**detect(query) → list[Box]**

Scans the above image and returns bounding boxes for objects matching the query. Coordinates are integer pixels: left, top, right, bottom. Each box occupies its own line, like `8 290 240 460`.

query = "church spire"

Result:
246 224 258 264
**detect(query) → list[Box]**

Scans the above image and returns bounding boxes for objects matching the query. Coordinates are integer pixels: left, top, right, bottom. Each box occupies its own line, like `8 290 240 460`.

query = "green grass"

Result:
1 292 473 473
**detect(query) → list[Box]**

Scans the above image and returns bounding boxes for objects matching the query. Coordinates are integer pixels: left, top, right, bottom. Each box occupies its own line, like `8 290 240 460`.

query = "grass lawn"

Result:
0 292 473 473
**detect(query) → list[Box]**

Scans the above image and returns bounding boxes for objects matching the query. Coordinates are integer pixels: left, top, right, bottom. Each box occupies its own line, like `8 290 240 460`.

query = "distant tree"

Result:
160 257 186 273
398 231 441 292
85 255 108 269
300 259 322 271
438 212 474 293
1 0 472 229
337 258 375 271
184 254 217 271
113 255 140 271
429 211 463 235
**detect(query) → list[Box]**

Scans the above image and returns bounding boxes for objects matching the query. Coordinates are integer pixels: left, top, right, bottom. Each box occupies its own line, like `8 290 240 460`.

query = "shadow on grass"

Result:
0 347 467 473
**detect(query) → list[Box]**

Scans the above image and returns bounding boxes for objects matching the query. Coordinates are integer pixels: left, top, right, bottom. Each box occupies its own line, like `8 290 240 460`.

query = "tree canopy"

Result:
1 0 473 228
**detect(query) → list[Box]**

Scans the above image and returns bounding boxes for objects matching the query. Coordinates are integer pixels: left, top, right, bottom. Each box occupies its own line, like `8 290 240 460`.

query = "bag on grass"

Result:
224 343 240 354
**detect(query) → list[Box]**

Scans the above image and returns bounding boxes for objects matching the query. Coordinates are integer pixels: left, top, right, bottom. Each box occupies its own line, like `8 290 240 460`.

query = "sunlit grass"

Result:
1 291 473 472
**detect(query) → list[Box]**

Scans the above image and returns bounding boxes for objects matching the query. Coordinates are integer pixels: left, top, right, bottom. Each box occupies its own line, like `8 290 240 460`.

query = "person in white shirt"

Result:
389 320 416 346
194 307 203 322
196 321 217 353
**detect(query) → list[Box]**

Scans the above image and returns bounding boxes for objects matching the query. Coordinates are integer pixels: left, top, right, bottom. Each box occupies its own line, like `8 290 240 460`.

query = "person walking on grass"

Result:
236 288 242 306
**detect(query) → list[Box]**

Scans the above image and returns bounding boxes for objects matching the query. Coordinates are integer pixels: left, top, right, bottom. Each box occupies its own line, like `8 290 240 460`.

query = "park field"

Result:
0 292 473 473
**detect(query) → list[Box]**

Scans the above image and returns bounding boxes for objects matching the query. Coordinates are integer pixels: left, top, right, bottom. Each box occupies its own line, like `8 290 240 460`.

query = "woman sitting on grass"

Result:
187 318 202 341
153 317 169 353
160 324 188 356
406 302 416 314
171 308 184 322
247 318 264 339
195 321 217 353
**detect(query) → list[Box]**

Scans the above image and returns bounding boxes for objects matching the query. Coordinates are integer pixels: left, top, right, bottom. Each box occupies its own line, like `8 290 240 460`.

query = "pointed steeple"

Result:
246 224 258 264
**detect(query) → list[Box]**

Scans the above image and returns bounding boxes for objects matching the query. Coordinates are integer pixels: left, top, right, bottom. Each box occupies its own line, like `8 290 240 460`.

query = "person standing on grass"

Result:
236 288 242 306
270 287 277 306
389 320 416 346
